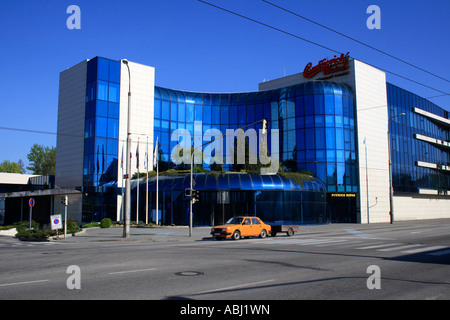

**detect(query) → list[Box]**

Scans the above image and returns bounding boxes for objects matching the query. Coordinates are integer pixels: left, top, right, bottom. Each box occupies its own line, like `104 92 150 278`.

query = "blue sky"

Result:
0 0 449 172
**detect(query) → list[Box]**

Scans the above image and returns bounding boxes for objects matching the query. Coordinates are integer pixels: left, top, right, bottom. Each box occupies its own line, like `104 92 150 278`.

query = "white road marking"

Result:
0 279 49 288
199 279 276 294
377 244 423 252
107 268 156 275
402 246 447 254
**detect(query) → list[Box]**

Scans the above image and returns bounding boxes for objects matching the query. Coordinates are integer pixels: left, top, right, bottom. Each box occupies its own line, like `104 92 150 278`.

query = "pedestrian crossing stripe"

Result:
206 237 450 256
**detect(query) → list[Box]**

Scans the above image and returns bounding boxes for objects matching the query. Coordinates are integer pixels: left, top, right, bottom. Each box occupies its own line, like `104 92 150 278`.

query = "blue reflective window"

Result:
324 95 334 114
186 104 194 123
178 103 186 123
97 58 109 81
108 83 120 103
305 128 315 149
86 82 96 102
162 100 170 120
212 106 220 124
154 99 161 119
247 105 255 124
304 95 314 115
154 119 161 132
195 105 202 122
237 105 246 125
108 102 119 119
305 116 314 128
336 128 344 149
221 106 229 124
203 105 211 124
85 118 94 138
171 103 178 122
315 128 325 149
295 96 304 117
327 150 335 162
325 115 335 127
84 137 94 155
109 61 121 83
334 95 343 114
97 81 108 101
335 115 343 128
230 106 237 124
107 138 118 156
326 128 336 149
314 94 324 114
96 100 108 117
161 120 170 132
95 117 107 137
107 118 119 139
255 104 263 123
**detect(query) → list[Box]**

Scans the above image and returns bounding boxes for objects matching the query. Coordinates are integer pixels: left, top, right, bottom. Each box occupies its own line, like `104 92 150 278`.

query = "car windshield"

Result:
226 217 244 225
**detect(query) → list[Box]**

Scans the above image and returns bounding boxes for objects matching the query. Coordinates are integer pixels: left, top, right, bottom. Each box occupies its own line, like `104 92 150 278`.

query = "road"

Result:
0 221 449 303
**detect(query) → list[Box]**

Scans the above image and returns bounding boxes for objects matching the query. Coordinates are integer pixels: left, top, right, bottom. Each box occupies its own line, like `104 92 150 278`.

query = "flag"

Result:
120 145 123 170
96 145 100 174
136 139 140 169
153 136 159 170
102 144 105 173
144 138 148 170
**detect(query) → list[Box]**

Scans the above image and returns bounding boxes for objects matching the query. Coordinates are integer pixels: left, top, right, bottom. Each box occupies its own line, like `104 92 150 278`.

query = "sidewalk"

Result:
56 218 450 243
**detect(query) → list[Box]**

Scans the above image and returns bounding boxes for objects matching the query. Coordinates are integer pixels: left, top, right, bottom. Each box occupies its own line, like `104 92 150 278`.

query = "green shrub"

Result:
66 218 81 233
82 222 100 228
15 228 55 239
100 218 112 228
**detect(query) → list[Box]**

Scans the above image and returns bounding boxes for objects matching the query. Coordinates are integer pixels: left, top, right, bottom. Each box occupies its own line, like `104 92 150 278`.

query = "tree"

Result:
0 160 26 174
26 144 56 175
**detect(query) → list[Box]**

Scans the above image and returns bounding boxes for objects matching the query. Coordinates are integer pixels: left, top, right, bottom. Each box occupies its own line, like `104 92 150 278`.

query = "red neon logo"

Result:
303 52 350 78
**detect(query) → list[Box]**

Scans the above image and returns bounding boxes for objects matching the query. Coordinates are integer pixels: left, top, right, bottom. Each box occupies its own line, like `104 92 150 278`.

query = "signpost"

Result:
28 198 35 229
51 214 63 239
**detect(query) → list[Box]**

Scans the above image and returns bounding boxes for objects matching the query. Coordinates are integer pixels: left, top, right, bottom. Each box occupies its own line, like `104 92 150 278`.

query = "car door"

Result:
241 218 252 237
251 218 263 236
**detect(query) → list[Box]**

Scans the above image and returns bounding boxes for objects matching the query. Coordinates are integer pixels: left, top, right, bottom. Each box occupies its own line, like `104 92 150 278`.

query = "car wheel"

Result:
259 229 267 238
287 227 294 236
232 230 241 240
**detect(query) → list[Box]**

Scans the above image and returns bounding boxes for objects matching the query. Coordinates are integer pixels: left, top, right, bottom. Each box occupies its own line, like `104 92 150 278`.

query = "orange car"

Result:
210 216 272 240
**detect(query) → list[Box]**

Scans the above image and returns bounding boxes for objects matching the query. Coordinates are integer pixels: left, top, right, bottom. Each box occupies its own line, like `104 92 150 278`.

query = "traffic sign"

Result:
51 214 63 230
29 198 35 208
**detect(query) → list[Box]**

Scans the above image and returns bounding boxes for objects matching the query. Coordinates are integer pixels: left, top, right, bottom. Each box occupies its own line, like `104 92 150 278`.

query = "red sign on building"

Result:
303 52 350 79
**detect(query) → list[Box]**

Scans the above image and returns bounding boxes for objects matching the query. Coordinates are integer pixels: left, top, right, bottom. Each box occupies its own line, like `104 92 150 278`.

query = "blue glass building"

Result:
51 56 449 226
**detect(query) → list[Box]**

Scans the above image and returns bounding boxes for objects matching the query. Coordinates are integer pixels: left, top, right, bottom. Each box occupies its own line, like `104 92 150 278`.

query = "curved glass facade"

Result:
146 81 358 225
153 81 358 194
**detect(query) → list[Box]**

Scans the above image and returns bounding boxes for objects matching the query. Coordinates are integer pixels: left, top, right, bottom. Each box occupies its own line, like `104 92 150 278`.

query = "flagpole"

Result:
136 138 139 225
154 136 159 226
145 136 149 225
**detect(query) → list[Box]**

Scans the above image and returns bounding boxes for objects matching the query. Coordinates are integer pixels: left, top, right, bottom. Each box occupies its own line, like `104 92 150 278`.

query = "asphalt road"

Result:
0 220 449 303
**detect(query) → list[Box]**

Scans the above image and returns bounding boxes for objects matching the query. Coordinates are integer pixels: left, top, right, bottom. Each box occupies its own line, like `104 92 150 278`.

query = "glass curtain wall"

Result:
82 57 121 222
387 83 450 193
153 81 358 193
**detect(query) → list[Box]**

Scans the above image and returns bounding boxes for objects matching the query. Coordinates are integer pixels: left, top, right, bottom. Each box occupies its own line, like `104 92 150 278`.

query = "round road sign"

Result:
29 198 35 208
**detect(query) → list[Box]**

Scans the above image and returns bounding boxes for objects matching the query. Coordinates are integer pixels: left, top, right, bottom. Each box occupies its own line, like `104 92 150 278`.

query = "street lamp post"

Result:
122 59 131 238
387 112 406 224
